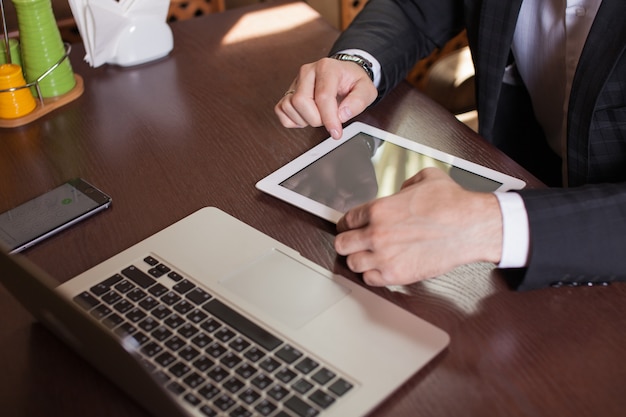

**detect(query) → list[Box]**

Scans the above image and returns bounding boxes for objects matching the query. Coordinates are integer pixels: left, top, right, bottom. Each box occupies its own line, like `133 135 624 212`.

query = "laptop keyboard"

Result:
73 255 354 417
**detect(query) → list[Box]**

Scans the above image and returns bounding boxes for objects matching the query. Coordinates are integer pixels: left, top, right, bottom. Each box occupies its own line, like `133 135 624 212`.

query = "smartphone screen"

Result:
0 179 112 253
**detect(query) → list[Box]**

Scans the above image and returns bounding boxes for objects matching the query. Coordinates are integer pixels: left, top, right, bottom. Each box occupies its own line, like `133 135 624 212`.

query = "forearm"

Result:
330 0 465 97
515 184 626 290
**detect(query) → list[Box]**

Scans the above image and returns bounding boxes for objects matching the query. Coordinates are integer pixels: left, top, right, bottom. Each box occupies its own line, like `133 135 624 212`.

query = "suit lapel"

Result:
567 0 626 185
474 0 523 141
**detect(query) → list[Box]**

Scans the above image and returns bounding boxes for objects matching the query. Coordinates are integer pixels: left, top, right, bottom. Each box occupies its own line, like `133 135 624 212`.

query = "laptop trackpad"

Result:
220 249 350 329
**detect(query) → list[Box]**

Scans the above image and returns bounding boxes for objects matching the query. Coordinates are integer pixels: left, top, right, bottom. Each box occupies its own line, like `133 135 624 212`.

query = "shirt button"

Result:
575 7 586 16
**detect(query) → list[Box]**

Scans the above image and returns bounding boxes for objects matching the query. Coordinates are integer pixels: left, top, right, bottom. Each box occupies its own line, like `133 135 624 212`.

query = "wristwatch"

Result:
329 53 374 81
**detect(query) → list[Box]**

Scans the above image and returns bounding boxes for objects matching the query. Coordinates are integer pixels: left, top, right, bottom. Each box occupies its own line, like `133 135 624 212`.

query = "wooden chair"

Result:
167 0 225 22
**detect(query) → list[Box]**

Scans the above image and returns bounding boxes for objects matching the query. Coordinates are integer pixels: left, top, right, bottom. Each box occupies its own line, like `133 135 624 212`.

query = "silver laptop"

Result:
0 207 449 417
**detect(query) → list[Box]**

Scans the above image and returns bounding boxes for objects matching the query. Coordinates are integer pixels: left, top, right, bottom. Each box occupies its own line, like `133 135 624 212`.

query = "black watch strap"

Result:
329 53 374 81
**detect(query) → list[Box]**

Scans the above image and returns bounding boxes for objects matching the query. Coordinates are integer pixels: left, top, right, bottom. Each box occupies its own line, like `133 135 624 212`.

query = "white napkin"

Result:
68 0 173 67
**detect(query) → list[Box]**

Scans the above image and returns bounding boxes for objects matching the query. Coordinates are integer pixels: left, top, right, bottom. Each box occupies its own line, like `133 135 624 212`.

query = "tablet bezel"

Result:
256 122 526 223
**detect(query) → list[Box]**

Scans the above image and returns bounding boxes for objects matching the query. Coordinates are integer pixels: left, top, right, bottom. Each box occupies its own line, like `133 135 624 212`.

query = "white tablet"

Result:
257 122 526 223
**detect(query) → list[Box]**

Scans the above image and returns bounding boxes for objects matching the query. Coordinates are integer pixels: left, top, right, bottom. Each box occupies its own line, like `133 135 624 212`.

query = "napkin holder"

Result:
107 15 173 67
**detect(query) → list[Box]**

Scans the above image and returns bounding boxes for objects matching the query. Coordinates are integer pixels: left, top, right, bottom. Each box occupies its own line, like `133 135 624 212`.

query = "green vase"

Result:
12 0 76 97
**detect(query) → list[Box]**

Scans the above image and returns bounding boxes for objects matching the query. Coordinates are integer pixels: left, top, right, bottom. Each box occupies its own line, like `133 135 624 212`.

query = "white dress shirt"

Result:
343 0 601 268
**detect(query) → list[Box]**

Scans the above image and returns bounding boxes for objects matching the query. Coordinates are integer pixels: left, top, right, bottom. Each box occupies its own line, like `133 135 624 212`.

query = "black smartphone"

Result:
0 178 112 254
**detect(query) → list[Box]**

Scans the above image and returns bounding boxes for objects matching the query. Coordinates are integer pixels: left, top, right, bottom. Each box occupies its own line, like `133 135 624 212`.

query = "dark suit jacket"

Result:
331 0 626 290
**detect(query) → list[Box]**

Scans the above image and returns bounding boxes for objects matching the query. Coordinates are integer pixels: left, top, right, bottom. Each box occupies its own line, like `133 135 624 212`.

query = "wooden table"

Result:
1 1 624 416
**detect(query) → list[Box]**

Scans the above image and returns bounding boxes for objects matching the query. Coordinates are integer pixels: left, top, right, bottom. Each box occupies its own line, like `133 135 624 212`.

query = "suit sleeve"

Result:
510 185 626 290
330 0 465 98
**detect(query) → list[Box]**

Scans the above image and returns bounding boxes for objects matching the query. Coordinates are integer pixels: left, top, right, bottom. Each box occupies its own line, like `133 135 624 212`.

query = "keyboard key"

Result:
143 256 159 266
161 291 182 306
122 266 156 289
206 342 227 358
251 373 273 390
129 331 149 346
139 296 159 311
187 309 208 324
203 300 282 351
173 279 195 294
309 389 335 409
268 384 290 401
215 327 236 343
152 305 172 320
284 395 319 417
90 305 111 319
230 405 252 417
179 345 200 361
140 342 162 357
244 346 265 362
164 314 185 329
276 345 303 364
259 357 280 373
170 362 191 378
156 264 171 275
295 357 319 374
152 326 172 342
311 368 335 385
90 274 123 296
186 288 212 305
113 299 133 314
183 371 206 389
126 308 147 323
183 392 201 407
101 291 122 305
198 383 221 400
173 300 195 314
220 352 242 369
178 323 199 338
207 365 230 382
114 279 135 294
229 337 251 352
328 378 353 396
214 394 236 412
167 381 186 396
155 351 176 367
193 356 214 372
235 363 258 379
148 268 163 278
103 313 123 328
200 318 222 333
149 283 168 297
114 322 136 337
165 335 185 351
223 376 246 394
127 288 147 302
199 405 218 417
293 378 314 394
167 271 184 282
254 399 278 416
191 333 212 348
276 367 297 383
239 387 261 405
138 317 158 332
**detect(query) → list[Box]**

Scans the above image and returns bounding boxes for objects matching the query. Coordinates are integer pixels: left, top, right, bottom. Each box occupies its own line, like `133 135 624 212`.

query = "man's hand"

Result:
274 58 378 139
334 167 504 286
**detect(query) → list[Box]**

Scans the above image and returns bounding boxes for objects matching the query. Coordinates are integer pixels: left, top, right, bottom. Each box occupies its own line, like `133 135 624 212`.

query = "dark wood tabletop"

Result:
1 1 624 416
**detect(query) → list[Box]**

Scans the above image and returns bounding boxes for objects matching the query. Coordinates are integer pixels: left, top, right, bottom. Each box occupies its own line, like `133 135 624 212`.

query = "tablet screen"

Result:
279 132 502 213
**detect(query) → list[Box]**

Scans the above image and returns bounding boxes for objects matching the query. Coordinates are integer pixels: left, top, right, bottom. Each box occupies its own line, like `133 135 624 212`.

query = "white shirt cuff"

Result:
336 49 382 88
494 192 530 268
